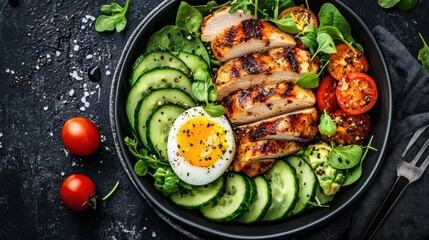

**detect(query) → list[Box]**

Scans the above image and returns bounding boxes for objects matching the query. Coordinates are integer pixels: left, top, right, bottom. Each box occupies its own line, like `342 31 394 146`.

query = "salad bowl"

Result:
110 0 392 238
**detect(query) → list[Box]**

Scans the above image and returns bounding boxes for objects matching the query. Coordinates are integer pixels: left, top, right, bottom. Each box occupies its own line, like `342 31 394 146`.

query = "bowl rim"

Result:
109 0 392 239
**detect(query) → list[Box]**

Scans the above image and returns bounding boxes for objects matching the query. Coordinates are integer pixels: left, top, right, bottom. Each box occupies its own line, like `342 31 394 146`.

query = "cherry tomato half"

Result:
336 72 378 115
320 110 370 146
62 117 101 156
327 43 369 80
279 6 319 33
317 75 340 113
60 174 97 211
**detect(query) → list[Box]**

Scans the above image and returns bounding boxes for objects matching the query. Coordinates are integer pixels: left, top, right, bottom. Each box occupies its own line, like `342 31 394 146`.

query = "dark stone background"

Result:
0 0 428 239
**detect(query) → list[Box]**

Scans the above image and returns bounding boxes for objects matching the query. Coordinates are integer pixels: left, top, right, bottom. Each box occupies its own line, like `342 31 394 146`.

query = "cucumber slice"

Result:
172 51 209 75
263 161 299 221
135 88 195 148
130 51 189 85
238 176 272 223
201 173 252 222
126 68 193 132
315 185 334 205
170 175 226 209
147 104 185 160
285 156 317 216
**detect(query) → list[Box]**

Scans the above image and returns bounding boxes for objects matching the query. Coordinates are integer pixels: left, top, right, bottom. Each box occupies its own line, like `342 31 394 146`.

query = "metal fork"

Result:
361 124 429 240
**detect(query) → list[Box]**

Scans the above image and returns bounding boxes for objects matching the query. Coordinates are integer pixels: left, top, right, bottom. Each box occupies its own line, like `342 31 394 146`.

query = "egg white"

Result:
167 106 235 186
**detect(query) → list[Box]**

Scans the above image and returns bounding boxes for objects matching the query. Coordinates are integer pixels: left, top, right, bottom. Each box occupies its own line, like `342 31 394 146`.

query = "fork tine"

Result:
420 154 429 170
402 124 429 158
410 137 429 164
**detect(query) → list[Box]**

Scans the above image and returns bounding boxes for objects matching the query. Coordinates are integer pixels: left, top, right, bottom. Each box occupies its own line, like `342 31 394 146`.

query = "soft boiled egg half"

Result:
167 106 235 186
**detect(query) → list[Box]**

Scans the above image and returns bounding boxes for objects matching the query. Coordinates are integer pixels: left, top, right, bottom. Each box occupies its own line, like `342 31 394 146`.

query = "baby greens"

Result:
318 111 336 137
95 0 129 32
145 2 225 117
125 137 192 196
328 145 363 170
194 1 232 16
295 61 330 89
342 136 376 186
418 33 429 72
379 0 418 11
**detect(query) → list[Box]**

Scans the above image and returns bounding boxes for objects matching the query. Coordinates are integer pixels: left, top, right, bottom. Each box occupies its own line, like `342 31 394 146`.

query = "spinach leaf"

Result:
318 111 336 136
317 26 357 53
176 2 203 37
230 0 253 13
295 72 320 89
318 3 362 49
204 103 225 117
146 25 210 64
318 3 351 38
418 33 429 72
295 61 329 89
311 32 337 61
378 0 401 8
329 145 363 170
296 25 317 54
259 0 295 17
194 1 232 16
95 0 129 32
397 0 419 11
342 135 376 186
270 14 299 34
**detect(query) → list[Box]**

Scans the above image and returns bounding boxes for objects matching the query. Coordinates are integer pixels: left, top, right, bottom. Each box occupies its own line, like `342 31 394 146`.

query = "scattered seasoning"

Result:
88 66 101 82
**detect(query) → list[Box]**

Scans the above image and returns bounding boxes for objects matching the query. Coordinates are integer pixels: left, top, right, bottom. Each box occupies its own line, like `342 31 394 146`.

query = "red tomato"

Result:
321 110 370 145
317 75 340 113
327 44 369 80
279 6 319 33
62 117 101 156
60 174 97 211
336 73 378 115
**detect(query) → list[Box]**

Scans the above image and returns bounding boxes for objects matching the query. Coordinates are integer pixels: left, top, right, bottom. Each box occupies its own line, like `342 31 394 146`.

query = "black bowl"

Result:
110 0 392 239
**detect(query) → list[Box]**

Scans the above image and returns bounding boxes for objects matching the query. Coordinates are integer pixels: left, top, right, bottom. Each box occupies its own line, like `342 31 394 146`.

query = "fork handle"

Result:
361 176 410 240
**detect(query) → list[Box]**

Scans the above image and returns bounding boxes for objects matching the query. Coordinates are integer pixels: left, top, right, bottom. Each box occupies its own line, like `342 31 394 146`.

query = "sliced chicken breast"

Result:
211 19 295 62
234 139 303 164
200 7 254 42
214 47 320 100
230 158 275 178
234 107 319 143
221 81 316 125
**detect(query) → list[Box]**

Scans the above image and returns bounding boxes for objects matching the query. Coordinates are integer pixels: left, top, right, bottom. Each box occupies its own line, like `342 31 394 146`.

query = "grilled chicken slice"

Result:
200 7 254 42
234 107 319 143
211 19 295 62
235 140 303 161
214 47 320 100
221 81 316 125
230 158 275 178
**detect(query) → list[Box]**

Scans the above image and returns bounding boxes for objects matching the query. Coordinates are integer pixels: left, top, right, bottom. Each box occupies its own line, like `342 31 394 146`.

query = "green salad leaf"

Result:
176 2 204 37
378 0 401 8
318 111 336 136
95 0 129 32
418 33 429 72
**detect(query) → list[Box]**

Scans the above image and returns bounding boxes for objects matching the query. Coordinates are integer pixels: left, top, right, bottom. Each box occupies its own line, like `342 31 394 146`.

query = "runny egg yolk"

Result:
176 116 229 168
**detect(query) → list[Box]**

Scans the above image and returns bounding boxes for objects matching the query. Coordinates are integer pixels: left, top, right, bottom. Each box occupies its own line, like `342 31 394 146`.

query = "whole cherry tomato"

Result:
60 174 97 211
62 117 101 156
336 72 378 115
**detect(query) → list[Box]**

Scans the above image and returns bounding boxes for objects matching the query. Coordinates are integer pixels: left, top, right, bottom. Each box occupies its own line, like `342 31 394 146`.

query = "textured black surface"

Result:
0 0 428 239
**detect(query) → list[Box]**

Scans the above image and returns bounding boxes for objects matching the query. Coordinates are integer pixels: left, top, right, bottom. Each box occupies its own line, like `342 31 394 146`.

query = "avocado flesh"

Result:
306 143 345 196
